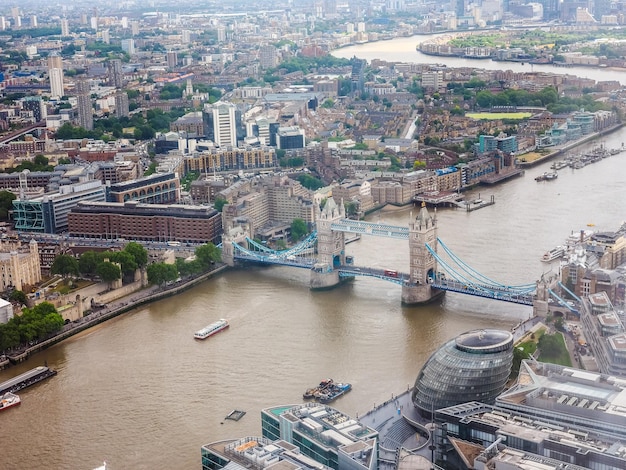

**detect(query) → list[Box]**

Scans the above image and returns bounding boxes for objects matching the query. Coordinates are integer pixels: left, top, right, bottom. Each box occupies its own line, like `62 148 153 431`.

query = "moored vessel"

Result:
565 229 594 248
194 319 229 340
0 392 21 411
318 382 352 403
0 365 57 395
541 246 565 262
303 378 334 399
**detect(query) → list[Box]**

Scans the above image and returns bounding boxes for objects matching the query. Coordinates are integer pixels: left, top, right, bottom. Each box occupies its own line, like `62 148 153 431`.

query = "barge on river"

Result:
303 378 352 403
0 365 57 395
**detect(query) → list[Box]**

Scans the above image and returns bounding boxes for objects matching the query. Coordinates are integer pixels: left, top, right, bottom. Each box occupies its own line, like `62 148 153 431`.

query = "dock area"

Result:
413 191 464 207
450 194 495 212
464 196 495 211
0 365 57 395
481 168 525 184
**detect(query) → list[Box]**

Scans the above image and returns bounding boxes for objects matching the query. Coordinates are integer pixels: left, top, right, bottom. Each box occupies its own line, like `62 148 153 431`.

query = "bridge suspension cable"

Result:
557 281 581 303
426 243 492 293
436 238 536 292
243 231 317 257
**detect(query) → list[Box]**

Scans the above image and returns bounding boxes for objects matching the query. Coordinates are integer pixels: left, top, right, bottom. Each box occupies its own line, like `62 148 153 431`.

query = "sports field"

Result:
466 112 532 120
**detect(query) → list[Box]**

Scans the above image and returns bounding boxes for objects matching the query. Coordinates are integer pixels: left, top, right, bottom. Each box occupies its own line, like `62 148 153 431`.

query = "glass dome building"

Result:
411 329 514 417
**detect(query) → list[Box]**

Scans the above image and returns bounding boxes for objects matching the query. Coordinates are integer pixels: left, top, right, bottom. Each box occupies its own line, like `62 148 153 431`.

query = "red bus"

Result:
384 269 398 278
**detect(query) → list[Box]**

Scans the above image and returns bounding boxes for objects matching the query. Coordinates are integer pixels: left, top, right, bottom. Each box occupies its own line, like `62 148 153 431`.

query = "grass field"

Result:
466 112 533 120
539 331 573 367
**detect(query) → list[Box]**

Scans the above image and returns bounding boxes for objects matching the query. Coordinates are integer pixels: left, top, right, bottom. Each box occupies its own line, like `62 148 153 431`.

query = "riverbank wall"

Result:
2 265 229 369
518 123 625 168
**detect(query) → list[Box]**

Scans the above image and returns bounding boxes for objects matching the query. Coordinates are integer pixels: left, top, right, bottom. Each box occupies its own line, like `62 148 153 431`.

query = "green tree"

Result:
176 258 202 277
110 251 137 276
214 196 227 212
15 302 63 343
124 242 148 268
9 290 28 306
195 243 221 268
0 190 16 220
511 346 530 378
290 218 308 241
96 261 122 285
33 155 49 167
538 333 562 358
554 317 565 332
51 254 79 278
0 322 20 351
345 201 359 217
147 262 178 286
78 251 100 276
297 174 324 190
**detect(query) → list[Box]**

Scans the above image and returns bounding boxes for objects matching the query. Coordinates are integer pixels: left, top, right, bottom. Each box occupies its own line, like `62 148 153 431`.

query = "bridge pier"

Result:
401 284 445 306
310 263 341 290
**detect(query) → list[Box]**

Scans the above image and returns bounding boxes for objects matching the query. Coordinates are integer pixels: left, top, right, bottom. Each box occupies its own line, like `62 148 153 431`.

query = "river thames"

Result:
2 40 626 470
332 34 626 85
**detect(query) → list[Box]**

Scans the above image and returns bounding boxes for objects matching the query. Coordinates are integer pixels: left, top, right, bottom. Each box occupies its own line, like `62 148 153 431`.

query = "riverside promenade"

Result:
517 123 624 168
1 265 228 369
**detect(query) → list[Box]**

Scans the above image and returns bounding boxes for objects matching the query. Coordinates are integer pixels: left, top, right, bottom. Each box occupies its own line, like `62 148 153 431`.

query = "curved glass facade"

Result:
411 329 513 417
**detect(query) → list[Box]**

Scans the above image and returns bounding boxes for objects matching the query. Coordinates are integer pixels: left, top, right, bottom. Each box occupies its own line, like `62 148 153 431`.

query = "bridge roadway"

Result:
233 252 536 303
431 278 534 305
233 250 411 285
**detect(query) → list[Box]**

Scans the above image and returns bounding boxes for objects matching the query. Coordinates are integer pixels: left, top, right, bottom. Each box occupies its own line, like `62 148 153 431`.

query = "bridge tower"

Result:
533 272 558 317
402 204 445 305
310 197 345 289
221 223 251 267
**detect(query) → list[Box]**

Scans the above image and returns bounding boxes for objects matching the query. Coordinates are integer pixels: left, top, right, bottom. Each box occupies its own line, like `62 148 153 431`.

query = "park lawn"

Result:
515 151 544 162
517 339 538 356
539 331 573 367
51 278 94 294
466 112 532 120
515 327 544 358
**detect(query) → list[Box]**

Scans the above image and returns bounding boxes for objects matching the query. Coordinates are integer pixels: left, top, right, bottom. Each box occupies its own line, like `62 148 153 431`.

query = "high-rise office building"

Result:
217 26 226 42
203 101 240 148
114 91 129 118
48 53 64 99
259 45 278 69
60 18 69 36
75 79 93 131
108 59 123 88
30 15 37 27
22 97 47 122
130 21 139 36
121 38 135 55
0 17 6 31
166 51 178 69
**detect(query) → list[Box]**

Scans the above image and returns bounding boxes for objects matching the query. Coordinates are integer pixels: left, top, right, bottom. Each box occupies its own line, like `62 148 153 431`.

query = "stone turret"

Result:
310 197 345 290
402 204 445 305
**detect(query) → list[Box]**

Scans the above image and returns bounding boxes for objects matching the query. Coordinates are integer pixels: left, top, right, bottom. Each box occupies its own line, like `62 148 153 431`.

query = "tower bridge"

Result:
221 197 557 312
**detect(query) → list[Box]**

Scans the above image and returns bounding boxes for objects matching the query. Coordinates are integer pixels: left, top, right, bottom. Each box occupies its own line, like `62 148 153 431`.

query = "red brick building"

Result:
68 201 222 244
